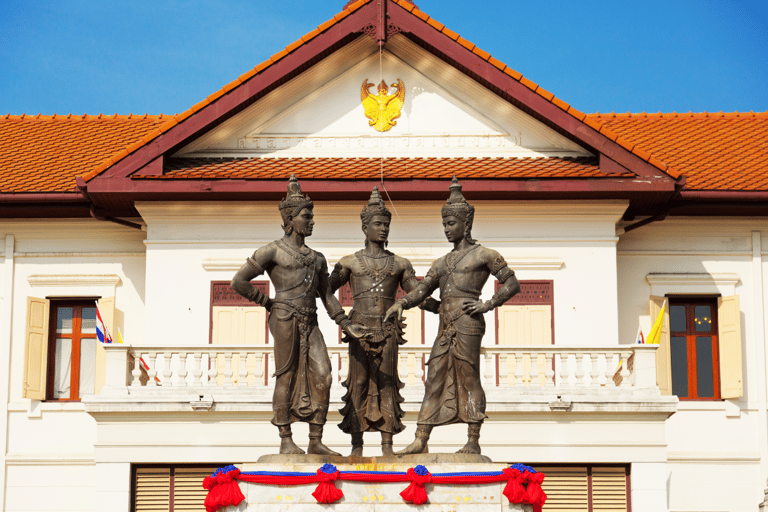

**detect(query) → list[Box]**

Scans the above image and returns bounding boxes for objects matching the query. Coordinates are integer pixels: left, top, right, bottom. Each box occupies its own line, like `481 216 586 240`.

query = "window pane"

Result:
81 307 97 334
79 338 97 398
56 307 73 334
696 336 715 397
53 338 72 399
694 305 712 333
670 336 688 397
670 305 686 333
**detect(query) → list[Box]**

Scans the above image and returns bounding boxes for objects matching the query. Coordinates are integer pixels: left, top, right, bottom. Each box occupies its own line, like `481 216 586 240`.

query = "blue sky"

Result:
2 0 767 116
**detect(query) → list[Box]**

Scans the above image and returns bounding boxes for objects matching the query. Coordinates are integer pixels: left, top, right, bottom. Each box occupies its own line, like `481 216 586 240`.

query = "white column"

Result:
0 235 15 512
94 462 131 512
631 462 668 512
753 231 768 488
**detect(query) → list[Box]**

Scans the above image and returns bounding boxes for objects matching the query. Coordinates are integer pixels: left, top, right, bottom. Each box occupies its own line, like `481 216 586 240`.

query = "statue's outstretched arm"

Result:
328 261 351 293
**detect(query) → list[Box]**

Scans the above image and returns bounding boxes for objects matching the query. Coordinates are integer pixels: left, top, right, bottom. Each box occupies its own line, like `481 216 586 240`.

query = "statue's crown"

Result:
441 176 474 222
361 186 391 224
278 174 313 214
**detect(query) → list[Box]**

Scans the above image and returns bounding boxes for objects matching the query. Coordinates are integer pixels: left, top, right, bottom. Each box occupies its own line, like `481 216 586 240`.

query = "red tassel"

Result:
203 469 245 512
400 468 432 505
522 472 547 512
502 467 526 504
312 469 344 504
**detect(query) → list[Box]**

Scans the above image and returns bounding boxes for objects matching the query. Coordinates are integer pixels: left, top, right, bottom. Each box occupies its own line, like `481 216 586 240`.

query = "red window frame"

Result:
46 299 99 401
668 297 720 400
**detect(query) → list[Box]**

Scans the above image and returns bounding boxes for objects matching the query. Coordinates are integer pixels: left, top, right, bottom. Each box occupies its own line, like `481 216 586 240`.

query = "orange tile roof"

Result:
144 156 602 180
0 114 169 193
81 0 669 182
587 111 768 191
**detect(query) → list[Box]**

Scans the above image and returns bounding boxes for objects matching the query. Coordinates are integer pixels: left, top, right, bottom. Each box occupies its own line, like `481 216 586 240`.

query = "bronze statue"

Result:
329 187 425 456
231 174 361 456
384 177 520 455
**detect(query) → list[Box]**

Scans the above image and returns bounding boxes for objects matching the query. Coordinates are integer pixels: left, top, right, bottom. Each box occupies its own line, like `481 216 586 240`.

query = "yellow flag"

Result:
646 300 667 345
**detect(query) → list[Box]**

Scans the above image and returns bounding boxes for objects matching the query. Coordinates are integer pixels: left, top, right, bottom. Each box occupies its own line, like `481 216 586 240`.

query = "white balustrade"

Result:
104 344 658 393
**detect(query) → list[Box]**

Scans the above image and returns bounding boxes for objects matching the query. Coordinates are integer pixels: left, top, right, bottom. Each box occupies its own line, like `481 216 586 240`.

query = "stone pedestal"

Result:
233 458 532 511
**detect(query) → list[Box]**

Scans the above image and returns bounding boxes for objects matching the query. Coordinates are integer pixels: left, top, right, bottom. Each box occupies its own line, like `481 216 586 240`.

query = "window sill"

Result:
675 399 740 417
11 400 87 418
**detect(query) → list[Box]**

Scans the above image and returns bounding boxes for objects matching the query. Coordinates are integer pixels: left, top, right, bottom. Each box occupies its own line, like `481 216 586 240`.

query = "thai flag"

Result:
95 301 113 344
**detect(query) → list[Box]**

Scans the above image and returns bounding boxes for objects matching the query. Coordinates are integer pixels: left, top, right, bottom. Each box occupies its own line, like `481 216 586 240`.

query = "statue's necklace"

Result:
446 244 479 275
276 239 316 268
356 250 394 282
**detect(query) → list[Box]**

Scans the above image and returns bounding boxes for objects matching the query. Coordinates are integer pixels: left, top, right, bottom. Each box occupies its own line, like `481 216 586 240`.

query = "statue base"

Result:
235 459 532 511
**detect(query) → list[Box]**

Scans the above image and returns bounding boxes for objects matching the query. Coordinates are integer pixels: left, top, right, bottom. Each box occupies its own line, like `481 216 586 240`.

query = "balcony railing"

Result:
102 344 660 395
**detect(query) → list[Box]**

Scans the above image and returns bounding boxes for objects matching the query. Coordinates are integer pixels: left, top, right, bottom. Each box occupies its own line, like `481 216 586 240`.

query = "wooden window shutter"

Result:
539 466 589 510
94 296 115 395
173 467 212 510
22 297 50 400
134 467 170 511
718 295 743 399
591 467 628 511
650 296 672 395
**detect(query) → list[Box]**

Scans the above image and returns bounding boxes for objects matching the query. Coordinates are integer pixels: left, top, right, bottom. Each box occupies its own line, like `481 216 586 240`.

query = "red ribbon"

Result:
312 469 344 504
399 468 432 505
202 469 245 512
501 467 526 504
522 471 547 512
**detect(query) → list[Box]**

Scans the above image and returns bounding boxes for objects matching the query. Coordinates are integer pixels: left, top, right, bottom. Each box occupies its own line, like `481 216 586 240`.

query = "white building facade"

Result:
1 1 766 511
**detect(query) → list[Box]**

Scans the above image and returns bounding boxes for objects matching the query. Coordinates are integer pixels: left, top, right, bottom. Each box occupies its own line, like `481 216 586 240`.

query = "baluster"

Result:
339 352 349 386
415 353 424 384
605 353 617 387
620 351 631 388
590 353 601 387
147 352 159 386
176 352 188 387
162 352 173 386
499 353 508 387
130 350 142 386
544 352 555 388
530 351 540 388
559 354 570 387
514 353 525 388
238 351 248 386
223 353 234 387
574 353 585 386
484 352 494 387
399 351 408 384
192 352 204 386
254 353 264 387
207 351 218 386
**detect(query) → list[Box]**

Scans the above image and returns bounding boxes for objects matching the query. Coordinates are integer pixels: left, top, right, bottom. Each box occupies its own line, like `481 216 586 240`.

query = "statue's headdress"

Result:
360 186 391 226
278 174 313 233
441 176 476 243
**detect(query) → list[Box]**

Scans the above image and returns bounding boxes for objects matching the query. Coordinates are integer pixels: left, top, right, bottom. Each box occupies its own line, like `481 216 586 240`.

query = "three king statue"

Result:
232 174 520 457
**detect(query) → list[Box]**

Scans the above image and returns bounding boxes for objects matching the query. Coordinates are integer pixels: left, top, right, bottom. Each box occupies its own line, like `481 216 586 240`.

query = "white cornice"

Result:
28 274 121 288
646 273 741 296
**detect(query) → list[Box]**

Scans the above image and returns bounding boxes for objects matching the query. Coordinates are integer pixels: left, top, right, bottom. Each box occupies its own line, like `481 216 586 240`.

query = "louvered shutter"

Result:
539 466 589 511
592 466 628 511
95 296 114 394
650 296 671 395
718 295 743 399
22 297 50 400
134 467 170 511
173 467 212 510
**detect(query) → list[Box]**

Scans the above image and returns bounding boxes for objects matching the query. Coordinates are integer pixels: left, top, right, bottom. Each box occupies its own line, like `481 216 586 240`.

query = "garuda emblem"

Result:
361 79 405 132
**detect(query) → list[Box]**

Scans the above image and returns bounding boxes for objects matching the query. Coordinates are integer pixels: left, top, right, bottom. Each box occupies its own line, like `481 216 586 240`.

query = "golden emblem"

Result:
361 79 405 132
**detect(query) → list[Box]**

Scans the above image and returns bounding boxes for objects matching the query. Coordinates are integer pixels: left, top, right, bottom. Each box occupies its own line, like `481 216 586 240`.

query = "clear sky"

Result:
2 0 767 116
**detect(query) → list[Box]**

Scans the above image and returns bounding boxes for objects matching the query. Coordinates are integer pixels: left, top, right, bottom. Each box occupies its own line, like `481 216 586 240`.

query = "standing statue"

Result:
231 174 361 456
329 187 426 456
384 177 520 455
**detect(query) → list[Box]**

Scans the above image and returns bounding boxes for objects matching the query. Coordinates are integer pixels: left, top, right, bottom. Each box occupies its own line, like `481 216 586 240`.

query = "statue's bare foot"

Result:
279 437 305 455
381 444 394 457
396 438 428 455
350 445 363 457
456 440 481 454
308 440 341 457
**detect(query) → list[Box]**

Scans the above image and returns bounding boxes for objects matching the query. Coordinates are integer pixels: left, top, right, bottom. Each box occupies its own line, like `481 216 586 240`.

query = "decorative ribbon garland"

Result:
203 463 546 512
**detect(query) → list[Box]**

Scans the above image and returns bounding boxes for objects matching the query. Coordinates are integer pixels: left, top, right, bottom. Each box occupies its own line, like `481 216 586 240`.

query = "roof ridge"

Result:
3 113 170 121
586 111 768 118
